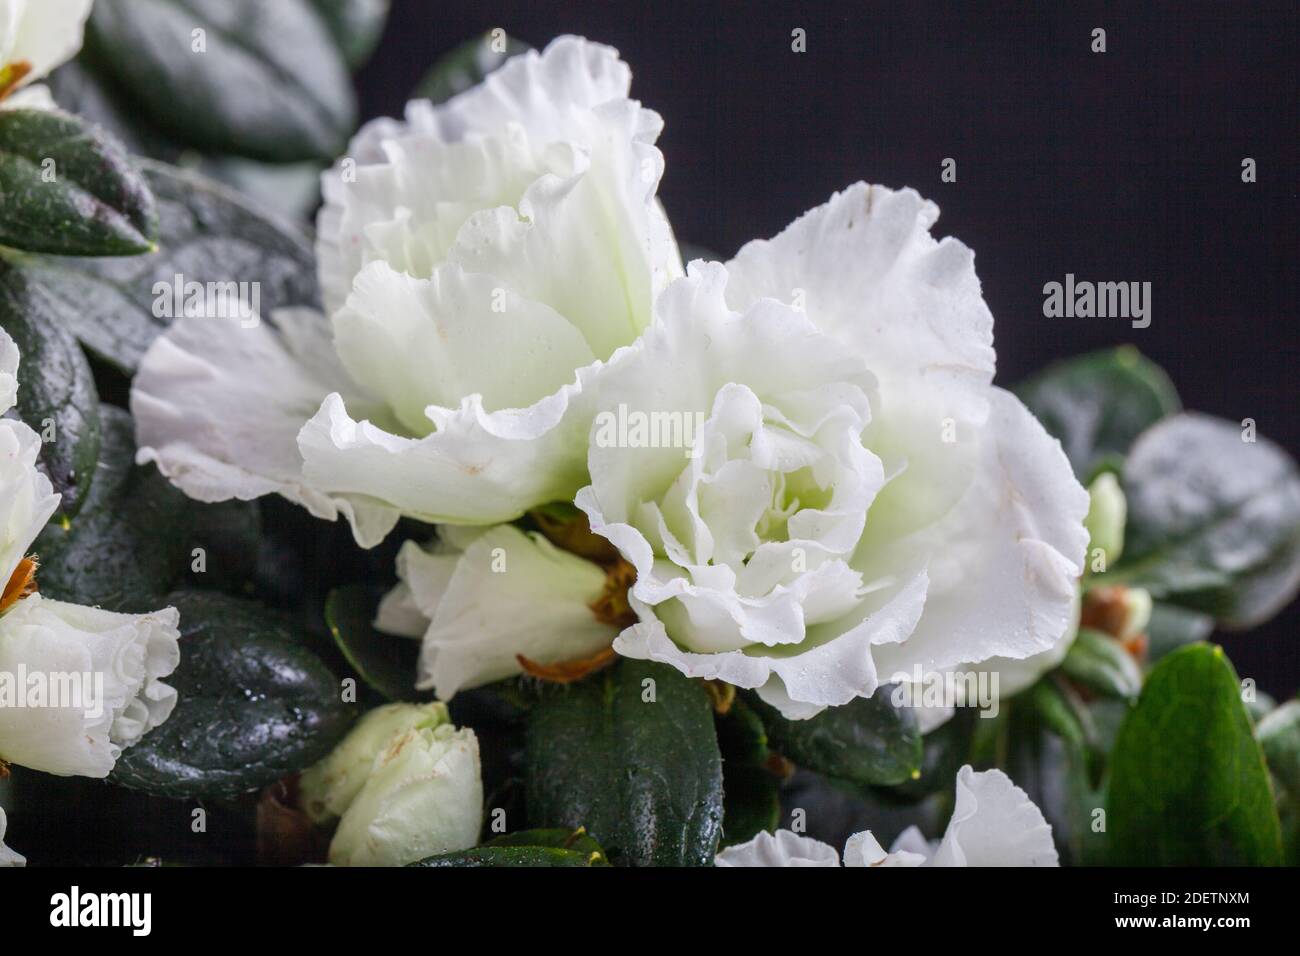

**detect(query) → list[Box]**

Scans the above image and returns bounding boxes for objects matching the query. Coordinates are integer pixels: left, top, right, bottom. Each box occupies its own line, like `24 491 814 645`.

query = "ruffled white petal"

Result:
927 765 1059 866
378 525 613 699
131 308 401 548
872 388 1088 678
842 830 925 867
0 417 60 587
715 829 841 867
333 261 596 429
317 34 678 317
297 375 596 528
0 596 180 778
725 182 995 399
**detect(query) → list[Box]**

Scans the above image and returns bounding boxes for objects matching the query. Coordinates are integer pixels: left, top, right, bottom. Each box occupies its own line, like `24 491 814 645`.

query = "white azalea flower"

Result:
327 719 483 867
0 327 181 778
0 805 22 866
578 187 1089 719
0 0 93 110
133 36 682 544
718 766 1058 867
375 524 615 700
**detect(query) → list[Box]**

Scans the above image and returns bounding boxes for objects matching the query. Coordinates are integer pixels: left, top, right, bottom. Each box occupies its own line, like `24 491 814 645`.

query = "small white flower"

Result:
323 714 483 867
0 0 94 110
0 327 181 779
0 805 22 866
578 187 1089 719
717 766 1058 867
133 36 682 545
375 524 615 700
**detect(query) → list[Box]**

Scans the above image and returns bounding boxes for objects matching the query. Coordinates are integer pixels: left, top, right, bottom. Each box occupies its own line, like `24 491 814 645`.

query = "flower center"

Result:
0 556 38 615
0 61 31 102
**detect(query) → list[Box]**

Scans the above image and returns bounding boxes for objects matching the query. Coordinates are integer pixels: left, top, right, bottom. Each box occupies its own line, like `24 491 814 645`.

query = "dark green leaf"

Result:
880 707 978 804
409 846 604 867
749 686 921 787
310 0 390 68
1015 346 1180 479
197 155 322 223
1257 700 1300 798
1027 678 1098 754
1005 702 1107 865
85 0 355 162
1107 643 1283 865
1145 600 1215 661
716 698 779 846
716 696 769 766
524 660 723 866
0 108 155 255
47 57 182 160
187 498 261 592
413 30 530 104
325 583 424 702
485 827 606 860
720 765 780 847
10 159 316 373
112 589 354 798
0 268 100 515
1111 414 1300 628
1061 628 1143 699
34 406 192 612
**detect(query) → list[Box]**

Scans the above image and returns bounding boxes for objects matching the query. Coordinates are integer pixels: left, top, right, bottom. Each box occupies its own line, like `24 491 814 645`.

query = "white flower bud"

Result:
299 701 451 824
1084 472 1127 569
328 722 482 867
1115 587 1153 643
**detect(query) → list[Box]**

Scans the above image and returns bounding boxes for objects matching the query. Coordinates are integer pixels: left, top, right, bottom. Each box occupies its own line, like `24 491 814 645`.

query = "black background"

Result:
354 1 1298 693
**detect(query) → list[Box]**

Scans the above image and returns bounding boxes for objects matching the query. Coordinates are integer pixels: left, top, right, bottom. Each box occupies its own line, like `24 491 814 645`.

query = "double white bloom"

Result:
0 329 181 783
134 36 681 546
577 210 1088 717
715 766 1059 867
133 36 1087 718
0 0 93 110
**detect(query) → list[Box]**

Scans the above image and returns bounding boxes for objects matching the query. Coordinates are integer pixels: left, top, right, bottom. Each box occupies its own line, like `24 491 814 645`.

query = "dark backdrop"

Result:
354 1 1299 694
